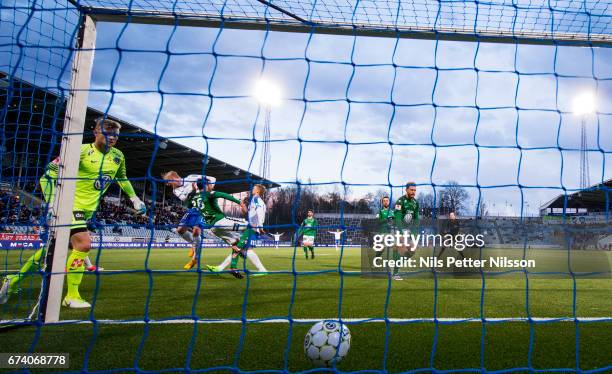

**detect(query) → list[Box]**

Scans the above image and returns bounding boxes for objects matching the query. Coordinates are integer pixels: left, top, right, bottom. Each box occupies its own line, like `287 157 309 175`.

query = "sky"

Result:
2 0 611 216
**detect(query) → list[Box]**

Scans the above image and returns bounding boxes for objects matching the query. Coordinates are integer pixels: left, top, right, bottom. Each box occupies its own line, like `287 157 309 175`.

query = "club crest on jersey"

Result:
113 156 121 165
87 149 95 156
94 175 113 190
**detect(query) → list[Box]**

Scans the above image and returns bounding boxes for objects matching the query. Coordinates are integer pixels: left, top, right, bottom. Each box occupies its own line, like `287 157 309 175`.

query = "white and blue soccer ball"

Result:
304 320 351 367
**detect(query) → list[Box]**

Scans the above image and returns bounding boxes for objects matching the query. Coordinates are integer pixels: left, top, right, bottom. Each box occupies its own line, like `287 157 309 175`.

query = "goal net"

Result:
1 0 610 372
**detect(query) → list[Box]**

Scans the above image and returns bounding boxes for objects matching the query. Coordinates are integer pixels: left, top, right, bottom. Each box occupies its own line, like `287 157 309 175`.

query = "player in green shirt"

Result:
393 182 420 229
298 209 318 259
163 171 246 271
189 187 247 270
391 182 420 280
373 196 393 259
0 118 146 308
377 196 393 233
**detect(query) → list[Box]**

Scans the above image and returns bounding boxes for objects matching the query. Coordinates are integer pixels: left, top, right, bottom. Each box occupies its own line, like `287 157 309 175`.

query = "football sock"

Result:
84 256 92 268
6 248 45 293
303 247 308 258
218 254 232 271
230 253 240 269
193 236 202 260
180 231 194 244
66 250 88 300
246 250 266 272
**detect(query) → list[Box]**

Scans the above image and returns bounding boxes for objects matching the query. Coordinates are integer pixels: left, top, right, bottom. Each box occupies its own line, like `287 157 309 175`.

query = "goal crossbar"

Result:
87 9 612 47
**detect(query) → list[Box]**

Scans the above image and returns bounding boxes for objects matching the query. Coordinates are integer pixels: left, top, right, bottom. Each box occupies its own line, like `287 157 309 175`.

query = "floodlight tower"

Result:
573 92 597 190
254 79 281 181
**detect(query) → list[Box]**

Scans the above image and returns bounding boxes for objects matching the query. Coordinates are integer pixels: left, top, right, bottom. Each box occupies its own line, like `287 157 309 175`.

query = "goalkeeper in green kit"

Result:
0 117 146 308
391 182 420 281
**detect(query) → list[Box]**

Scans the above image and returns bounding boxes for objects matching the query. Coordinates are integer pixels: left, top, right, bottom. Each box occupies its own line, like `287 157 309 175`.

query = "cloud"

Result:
5 12 611 216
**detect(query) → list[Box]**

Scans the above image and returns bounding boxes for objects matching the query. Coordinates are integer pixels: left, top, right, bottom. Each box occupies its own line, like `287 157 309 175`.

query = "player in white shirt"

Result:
328 230 345 251
271 232 284 249
207 184 268 277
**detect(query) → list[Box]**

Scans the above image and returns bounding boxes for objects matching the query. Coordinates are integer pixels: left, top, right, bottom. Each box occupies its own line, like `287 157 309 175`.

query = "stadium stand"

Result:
0 72 277 246
540 179 612 217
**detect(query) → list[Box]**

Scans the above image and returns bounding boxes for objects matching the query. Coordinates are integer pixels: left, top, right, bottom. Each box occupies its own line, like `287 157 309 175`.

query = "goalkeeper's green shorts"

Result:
71 210 94 232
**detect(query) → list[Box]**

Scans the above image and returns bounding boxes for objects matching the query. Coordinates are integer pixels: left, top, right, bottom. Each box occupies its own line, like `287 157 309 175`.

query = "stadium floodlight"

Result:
253 79 282 107
573 91 596 189
572 91 597 116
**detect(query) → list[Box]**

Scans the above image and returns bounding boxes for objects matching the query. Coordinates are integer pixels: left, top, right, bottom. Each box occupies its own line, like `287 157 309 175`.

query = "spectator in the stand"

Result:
0 188 188 230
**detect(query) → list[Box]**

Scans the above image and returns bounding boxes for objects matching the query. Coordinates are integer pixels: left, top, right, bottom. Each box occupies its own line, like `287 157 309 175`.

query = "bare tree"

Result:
438 181 469 216
417 192 436 217
477 200 489 217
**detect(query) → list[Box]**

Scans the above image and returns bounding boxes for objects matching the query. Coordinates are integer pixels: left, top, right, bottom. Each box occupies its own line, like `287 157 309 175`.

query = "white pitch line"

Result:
2 317 611 326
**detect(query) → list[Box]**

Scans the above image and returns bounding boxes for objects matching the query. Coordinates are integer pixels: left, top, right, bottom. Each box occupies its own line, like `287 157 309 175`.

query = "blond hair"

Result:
254 184 267 197
94 116 121 131
161 171 180 181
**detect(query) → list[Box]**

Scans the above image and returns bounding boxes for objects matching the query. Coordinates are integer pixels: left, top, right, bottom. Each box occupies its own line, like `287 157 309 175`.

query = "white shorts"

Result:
303 235 315 246
208 217 247 246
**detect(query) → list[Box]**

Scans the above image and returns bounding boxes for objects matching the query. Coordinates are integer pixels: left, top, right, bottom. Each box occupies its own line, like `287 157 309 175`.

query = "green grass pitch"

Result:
1 246 610 372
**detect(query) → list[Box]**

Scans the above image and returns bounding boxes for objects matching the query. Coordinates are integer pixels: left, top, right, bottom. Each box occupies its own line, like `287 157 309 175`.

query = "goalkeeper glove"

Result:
130 196 147 216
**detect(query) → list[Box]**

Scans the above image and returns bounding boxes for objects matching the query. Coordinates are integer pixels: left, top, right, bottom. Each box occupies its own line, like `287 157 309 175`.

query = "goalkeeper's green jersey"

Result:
190 190 241 225
393 196 420 228
39 143 136 210
299 217 318 236
376 207 393 232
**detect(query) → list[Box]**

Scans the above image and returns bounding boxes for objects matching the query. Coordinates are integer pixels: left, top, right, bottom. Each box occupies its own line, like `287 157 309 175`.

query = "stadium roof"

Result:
540 179 612 212
0 72 278 195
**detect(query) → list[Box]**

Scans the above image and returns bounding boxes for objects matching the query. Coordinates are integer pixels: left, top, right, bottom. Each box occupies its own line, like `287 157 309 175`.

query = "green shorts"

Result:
236 228 257 250
71 210 94 230
303 235 315 246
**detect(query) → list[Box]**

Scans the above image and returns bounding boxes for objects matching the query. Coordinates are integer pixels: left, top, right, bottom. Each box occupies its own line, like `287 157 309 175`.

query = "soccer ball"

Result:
304 320 351 367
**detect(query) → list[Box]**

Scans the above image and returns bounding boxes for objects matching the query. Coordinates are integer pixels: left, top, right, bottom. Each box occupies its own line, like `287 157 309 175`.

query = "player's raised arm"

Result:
210 190 241 205
39 157 60 205
162 172 206 203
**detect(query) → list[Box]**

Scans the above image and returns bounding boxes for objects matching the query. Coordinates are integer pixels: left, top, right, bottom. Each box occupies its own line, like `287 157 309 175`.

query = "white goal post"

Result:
43 15 97 323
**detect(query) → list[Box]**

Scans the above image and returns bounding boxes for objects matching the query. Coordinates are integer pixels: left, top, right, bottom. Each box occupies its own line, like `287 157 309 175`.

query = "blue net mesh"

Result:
1 0 611 372
78 0 612 38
